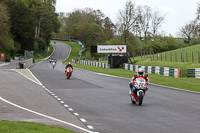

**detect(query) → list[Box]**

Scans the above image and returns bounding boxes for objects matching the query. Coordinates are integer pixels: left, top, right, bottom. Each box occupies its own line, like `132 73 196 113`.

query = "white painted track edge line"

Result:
0 96 96 133
11 69 41 86
27 69 43 86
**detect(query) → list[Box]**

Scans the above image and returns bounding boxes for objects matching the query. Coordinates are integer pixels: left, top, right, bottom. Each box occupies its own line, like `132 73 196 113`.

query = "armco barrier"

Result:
78 60 110 69
187 68 200 78
124 64 181 78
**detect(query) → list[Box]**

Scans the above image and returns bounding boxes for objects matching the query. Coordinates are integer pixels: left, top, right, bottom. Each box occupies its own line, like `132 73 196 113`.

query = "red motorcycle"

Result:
65 67 73 79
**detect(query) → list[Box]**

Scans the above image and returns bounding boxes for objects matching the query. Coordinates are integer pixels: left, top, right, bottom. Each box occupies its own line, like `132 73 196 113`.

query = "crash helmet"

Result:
68 62 71 65
138 68 144 76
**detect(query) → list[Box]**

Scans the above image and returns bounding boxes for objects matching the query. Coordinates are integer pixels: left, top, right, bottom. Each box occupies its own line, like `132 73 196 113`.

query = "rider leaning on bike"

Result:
130 68 149 92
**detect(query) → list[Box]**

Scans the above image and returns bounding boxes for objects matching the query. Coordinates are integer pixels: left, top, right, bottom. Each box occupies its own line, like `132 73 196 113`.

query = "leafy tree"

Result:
103 17 116 40
0 2 14 55
2 0 60 53
117 0 138 45
179 20 199 44
5 0 36 53
152 36 178 53
76 22 105 47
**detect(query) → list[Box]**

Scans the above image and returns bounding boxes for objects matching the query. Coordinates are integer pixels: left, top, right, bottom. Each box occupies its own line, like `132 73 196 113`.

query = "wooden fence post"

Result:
198 52 200 63
186 52 188 62
153 51 154 61
175 52 177 62
170 52 172 62
181 52 183 62
157 54 158 61
192 52 194 63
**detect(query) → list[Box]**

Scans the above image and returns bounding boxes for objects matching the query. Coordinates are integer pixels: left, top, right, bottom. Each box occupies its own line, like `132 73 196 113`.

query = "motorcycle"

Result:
51 61 56 69
65 67 73 79
129 78 147 106
52 61 56 69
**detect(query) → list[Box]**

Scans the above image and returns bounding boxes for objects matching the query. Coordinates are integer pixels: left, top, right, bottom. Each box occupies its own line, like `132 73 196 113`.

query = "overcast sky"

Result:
56 0 199 37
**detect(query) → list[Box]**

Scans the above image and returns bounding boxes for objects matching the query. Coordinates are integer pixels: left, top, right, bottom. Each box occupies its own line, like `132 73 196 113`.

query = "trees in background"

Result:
54 8 115 48
117 0 138 45
116 0 166 56
178 1 200 46
0 0 60 57
179 21 199 44
0 3 15 54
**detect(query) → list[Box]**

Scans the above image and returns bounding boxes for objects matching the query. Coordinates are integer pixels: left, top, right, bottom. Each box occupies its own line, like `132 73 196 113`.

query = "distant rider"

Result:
51 58 57 69
130 68 149 92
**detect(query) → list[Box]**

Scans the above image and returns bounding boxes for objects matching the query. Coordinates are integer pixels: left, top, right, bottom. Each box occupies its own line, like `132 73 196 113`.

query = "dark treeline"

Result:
0 0 60 57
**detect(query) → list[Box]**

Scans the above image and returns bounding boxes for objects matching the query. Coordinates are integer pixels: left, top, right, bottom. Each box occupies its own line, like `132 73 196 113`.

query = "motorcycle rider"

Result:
52 58 57 69
65 62 73 73
130 67 149 92
65 62 73 70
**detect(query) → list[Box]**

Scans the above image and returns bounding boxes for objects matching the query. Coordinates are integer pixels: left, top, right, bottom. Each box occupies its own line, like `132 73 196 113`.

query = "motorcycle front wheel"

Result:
138 91 144 106
67 73 71 79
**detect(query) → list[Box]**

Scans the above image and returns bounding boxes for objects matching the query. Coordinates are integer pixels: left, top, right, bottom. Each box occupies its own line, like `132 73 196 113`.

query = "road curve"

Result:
31 41 200 133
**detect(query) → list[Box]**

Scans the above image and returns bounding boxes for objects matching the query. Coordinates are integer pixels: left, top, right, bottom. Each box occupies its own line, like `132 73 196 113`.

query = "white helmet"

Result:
68 62 71 65
138 68 144 76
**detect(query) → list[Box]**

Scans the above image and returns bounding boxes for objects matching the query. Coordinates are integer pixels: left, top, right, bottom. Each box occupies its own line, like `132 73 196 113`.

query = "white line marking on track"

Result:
68 108 73 111
54 96 58 98
0 96 96 133
57 98 61 101
64 104 69 107
27 69 43 86
80 118 87 123
60 101 64 104
74 113 79 116
12 69 42 86
87 125 94 130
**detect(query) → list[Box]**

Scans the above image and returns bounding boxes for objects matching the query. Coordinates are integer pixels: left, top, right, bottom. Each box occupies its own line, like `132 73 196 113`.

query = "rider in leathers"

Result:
65 62 73 70
65 62 73 74
130 68 149 94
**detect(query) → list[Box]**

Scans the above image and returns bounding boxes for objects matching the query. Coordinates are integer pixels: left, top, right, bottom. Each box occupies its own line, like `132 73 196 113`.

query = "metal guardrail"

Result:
124 64 182 78
188 68 200 78
74 59 110 69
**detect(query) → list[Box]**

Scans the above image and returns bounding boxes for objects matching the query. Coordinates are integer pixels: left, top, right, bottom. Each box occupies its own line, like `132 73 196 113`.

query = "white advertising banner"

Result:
97 45 127 53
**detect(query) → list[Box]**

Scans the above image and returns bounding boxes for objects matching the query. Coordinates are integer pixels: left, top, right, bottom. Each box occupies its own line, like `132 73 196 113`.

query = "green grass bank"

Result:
0 121 75 133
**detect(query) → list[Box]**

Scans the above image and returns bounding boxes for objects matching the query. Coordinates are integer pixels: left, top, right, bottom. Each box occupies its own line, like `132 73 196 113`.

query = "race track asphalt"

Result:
30 42 200 133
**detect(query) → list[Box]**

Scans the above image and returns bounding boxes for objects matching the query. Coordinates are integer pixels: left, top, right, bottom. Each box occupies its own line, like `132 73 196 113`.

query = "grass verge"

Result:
0 121 75 133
